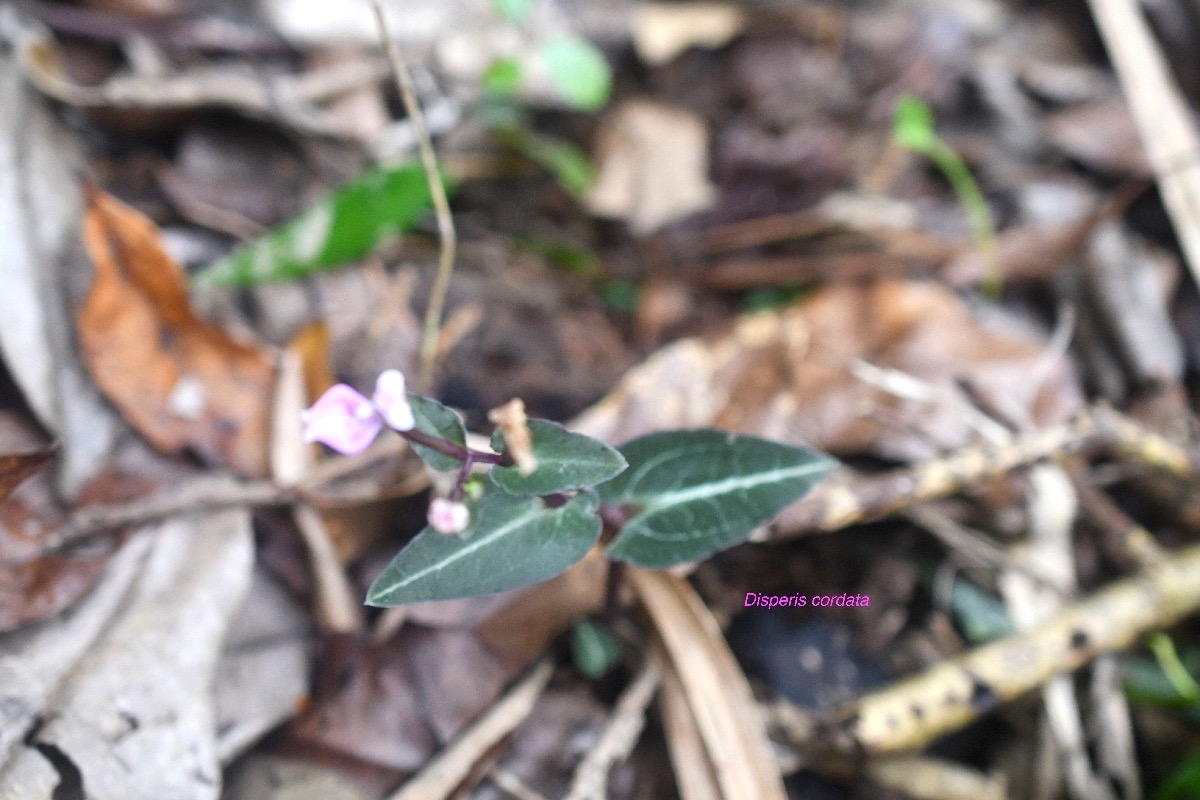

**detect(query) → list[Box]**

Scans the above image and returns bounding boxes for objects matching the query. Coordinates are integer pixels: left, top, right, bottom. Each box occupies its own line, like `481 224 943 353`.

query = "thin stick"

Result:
564 652 662 800
810 542 1200 756
385 658 555 800
366 0 457 393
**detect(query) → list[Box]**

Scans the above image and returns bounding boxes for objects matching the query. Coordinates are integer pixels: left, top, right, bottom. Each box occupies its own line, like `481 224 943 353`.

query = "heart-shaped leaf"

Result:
490 419 626 496
366 489 601 606
408 394 467 472
601 429 835 568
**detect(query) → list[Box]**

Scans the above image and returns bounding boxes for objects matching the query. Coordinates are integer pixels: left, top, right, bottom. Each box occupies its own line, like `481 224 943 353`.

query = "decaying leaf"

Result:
0 49 121 498
0 509 254 798
78 186 276 477
633 3 748 65
0 420 112 632
0 445 56 501
586 100 717 234
19 26 387 138
572 280 1083 461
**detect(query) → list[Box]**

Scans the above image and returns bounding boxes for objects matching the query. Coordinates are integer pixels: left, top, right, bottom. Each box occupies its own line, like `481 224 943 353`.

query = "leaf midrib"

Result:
373 502 543 597
639 459 833 513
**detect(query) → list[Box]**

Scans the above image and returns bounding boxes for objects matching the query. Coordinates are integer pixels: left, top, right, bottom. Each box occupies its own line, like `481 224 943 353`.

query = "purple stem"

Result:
399 428 515 467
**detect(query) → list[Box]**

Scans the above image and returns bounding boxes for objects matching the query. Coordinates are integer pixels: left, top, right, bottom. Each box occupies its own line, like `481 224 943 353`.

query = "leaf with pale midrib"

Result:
366 489 601 606
601 429 835 568
490 419 626 496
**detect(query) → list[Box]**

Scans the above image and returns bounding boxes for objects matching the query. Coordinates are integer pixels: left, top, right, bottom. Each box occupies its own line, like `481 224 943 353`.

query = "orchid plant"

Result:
301 370 836 606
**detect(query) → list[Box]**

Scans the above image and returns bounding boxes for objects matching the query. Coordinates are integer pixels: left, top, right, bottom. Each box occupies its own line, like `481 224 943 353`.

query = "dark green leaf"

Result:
366 490 601 606
491 419 626 495
1154 754 1200 800
601 430 835 568
193 163 441 287
571 618 620 679
408 394 467 472
540 36 611 111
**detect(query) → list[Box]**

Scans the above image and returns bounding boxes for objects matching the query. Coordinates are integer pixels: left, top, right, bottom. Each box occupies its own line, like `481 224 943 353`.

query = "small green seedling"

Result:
481 0 612 197
892 95 1000 294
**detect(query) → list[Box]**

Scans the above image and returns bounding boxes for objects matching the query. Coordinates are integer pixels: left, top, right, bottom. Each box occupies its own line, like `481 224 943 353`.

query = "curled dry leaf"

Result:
78 186 275 477
572 280 1084 461
489 398 537 477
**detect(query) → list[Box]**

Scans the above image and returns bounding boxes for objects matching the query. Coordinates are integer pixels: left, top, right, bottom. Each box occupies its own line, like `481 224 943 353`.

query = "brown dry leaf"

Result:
1046 100 1151 176
586 99 717 235
78 185 275 477
289 627 524 773
0 418 112 632
571 280 1083 461
75 0 178 16
0 445 56 502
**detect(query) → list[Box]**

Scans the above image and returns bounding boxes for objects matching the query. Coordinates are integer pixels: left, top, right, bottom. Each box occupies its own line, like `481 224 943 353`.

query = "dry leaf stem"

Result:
366 0 457 393
778 405 1194 536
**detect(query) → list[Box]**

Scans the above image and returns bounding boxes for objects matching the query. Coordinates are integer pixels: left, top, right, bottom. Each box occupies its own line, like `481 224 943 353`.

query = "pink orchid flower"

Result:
300 370 415 455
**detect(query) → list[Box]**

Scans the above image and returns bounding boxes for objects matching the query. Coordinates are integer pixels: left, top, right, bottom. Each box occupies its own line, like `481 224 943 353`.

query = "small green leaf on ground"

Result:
540 36 612 111
490 419 626 495
483 57 523 97
572 618 621 679
193 163 440 287
493 0 536 23
601 430 835 568
408 394 468 472
496 127 595 197
366 490 602 606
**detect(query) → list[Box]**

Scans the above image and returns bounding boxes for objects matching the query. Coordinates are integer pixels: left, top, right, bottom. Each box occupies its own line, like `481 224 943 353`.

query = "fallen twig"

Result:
385 658 554 800
805 542 1200 756
564 651 662 800
777 405 1194 536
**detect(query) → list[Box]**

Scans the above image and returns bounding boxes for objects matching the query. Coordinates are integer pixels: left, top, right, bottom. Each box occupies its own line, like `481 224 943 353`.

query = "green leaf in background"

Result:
572 618 621 679
540 36 612 111
946 576 1014 644
483 57 523 98
601 430 836 568
366 489 602 605
490 419 627 495
492 0 536 23
598 278 640 312
1154 754 1200 800
408 393 467 472
495 126 594 197
193 163 441 287
892 94 937 153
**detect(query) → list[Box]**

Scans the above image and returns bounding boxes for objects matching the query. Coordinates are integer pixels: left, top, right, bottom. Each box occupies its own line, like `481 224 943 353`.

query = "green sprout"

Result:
892 95 1000 294
1149 632 1200 704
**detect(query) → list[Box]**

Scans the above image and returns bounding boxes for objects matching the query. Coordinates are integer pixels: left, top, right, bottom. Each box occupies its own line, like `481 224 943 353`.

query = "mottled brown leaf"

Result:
78 185 275 477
